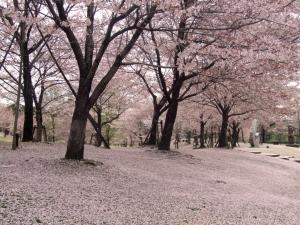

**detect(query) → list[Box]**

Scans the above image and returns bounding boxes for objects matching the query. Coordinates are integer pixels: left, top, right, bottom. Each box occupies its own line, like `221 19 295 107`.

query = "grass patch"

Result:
0 134 12 143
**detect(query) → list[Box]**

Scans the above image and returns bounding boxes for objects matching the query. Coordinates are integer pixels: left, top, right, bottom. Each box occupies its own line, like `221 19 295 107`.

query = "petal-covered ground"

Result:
0 143 299 225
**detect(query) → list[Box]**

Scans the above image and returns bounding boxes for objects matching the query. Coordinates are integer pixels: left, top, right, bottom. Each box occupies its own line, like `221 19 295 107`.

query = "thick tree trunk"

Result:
65 110 88 159
35 106 43 142
199 121 205 148
158 84 181 150
218 113 229 148
158 101 179 150
65 86 90 159
22 46 34 142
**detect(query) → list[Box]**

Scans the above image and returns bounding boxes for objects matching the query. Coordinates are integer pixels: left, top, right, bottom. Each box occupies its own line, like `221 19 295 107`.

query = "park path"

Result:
236 143 300 162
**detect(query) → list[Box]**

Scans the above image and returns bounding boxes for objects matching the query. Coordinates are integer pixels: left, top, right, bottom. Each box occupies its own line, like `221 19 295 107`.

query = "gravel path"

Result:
0 143 299 225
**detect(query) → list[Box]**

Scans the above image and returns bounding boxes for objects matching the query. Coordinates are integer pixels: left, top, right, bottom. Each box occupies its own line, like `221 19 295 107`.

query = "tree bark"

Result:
95 131 110 149
231 121 239 148
65 113 88 159
158 102 179 150
87 114 110 149
218 112 229 148
158 82 181 150
21 43 34 142
199 121 205 148
95 108 102 147
65 87 90 160
65 114 88 159
209 126 214 148
12 53 22 150
35 105 43 142
146 107 160 145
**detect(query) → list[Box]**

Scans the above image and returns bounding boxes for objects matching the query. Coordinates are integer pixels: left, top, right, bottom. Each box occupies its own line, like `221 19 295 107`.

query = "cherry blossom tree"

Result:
0 0 51 141
124 0 300 150
42 0 158 159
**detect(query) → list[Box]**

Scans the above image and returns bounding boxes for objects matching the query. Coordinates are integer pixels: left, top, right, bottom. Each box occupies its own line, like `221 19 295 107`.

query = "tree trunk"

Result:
87 114 110 149
158 101 179 150
65 87 90 159
43 126 47 142
209 127 214 148
199 121 205 148
241 129 245 143
231 122 239 148
35 106 43 142
51 115 55 142
218 113 229 148
129 135 134 147
146 107 160 145
186 131 191 144
158 83 181 150
288 125 294 145
94 131 110 148
95 109 102 147
12 54 22 150
21 45 34 142
94 132 101 147
105 127 111 147
65 110 88 159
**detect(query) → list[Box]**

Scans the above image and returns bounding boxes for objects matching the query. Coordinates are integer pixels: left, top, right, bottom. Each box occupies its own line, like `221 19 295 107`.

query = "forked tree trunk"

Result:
218 112 229 148
87 114 110 149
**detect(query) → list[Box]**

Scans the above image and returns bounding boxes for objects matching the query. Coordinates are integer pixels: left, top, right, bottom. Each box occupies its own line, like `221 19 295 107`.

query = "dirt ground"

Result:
0 143 299 225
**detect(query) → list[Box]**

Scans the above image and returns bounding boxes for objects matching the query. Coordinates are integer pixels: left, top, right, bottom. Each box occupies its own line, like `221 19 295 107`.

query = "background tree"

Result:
0 0 51 141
